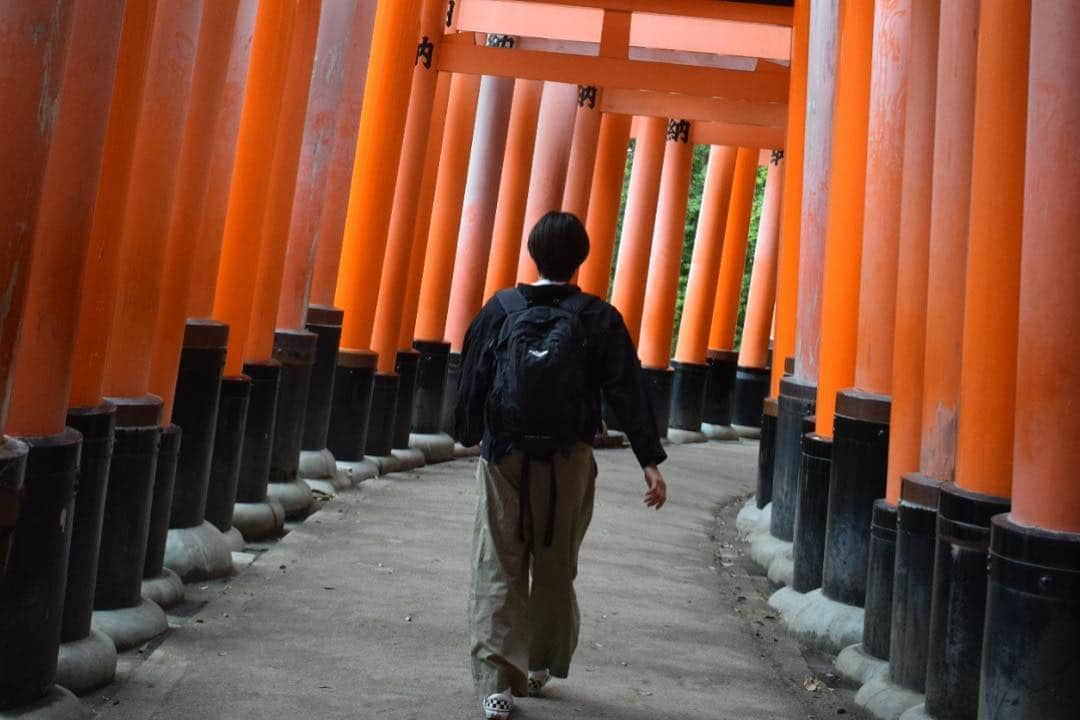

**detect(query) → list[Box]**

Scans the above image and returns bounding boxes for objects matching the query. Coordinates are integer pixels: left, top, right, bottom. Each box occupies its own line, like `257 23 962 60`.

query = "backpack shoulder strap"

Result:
495 288 529 315
557 291 595 316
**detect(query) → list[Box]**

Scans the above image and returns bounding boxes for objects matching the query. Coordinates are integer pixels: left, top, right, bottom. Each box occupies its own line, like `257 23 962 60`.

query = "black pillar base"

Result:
439 351 462 436
863 499 897 660
0 437 27 579
924 484 1009 720
95 396 163 612
412 340 450 435
326 349 377 461
268 330 317 519
302 305 343 452
204 375 251 534
61 402 116 645
792 431 831 593
236 360 281 505
702 350 738 426
980 514 1080 719
668 361 707 432
143 423 181 580
821 389 891 607
755 397 778 509
770 377 816 542
641 366 674 439
392 350 420 449
732 365 770 428
0 429 80 710
365 372 400 458
169 320 227 530
889 473 941 694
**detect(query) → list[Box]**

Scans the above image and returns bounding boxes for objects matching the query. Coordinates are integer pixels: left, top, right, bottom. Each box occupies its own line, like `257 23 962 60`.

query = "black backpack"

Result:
486 288 594 460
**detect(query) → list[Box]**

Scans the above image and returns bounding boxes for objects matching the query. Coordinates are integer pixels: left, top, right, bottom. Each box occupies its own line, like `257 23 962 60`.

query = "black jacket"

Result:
453 283 667 469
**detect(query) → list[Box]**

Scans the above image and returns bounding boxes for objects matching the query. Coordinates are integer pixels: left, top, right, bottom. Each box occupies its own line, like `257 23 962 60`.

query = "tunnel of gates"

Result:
0 0 1076 718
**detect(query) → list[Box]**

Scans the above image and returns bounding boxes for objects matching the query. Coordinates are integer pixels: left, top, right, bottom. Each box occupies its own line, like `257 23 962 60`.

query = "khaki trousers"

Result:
468 443 598 697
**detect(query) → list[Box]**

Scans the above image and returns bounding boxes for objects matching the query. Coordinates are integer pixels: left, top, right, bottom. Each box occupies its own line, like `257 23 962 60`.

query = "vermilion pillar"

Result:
609 115 667 345
365 0 450 459
670 145 738 439
4 0 122 701
579 113 633 298
816 0 909 636
308 1 378 308
185 0 259 318
981 4 1079 713
926 2 1029 717
516 82 579 283
636 120 694 439
562 85 603 220
772 0 839 550
861 0 940 667
483 79 543 300
733 155 785 430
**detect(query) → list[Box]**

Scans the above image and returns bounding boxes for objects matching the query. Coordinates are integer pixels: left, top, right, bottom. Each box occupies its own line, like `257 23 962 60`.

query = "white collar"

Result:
531 278 568 286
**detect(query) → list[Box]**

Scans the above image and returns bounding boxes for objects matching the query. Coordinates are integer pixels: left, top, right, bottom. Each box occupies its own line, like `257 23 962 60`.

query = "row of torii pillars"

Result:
0 0 786 716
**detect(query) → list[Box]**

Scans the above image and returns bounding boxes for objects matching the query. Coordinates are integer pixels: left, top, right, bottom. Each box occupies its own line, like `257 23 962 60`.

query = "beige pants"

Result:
468 443 598 697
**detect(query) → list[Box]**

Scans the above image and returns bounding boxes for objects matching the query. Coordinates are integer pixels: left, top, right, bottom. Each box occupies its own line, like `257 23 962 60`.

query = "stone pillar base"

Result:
454 443 481 459
335 459 380 486
768 587 864 655
299 448 347 494
163 521 234 582
91 598 168 652
0 686 93 720
55 629 116 696
221 526 245 553
835 643 889 686
666 428 707 444
735 499 771 540
701 422 741 441
367 448 426 476
266 478 315 519
854 675 924 720
731 424 761 439
140 568 184 610
231 498 286 541
408 433 455 463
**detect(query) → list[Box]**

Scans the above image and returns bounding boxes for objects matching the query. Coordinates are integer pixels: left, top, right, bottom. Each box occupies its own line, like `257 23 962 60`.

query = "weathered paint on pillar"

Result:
637 121 695 370
917 0 979 479
150 0 243 419
308 2 378 308
413 72 482 343
243 0 324 364
813 0 875 439
104 0 204 401
334 0 423 353
562 85 603 220
444 68 516 353
185 0 259 319
738 156 785 369
672 145 738 365
398 72 452 350
516 82 579 283
276 0 362 331
69 0 158 410
954 0 1030 500
609 115 667 345
7 0 125 438
1010 0 1080 534
579 113 632 299
212 0 297 375
483 79 543 300
708 146 759 352
771 0 809 397
885 0 939 504
853 0 911 395
370 0 452 373
793 0 839 383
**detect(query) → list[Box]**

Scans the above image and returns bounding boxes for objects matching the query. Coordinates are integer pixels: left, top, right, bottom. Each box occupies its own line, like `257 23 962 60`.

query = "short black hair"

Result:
526 211 590 282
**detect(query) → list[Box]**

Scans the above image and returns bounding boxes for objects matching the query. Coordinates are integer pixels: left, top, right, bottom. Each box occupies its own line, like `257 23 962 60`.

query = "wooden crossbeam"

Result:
601 87 786 129
499 0 794 26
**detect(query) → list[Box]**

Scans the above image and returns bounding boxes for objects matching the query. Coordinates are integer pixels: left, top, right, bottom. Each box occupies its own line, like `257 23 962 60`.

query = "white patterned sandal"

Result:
527 669 551 697
482 690 513 719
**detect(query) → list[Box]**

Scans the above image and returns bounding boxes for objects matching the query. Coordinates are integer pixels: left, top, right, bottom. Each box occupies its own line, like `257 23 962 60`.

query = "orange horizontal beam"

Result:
496 0 793 26
436 44 789 103
692 122 785 150
603 87 786 127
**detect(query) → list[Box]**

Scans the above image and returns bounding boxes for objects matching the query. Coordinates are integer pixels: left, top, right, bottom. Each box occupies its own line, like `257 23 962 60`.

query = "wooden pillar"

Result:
482 79 543 300
738 156 785 371
579 113 632 299
812 0 875 440
609 115 667 345
184 0 259 319
308 1 378 308
276 0 363 332
413 72 481 343
707 147 759 353
516 82 579 283
770 0 810 398
562 85 604 220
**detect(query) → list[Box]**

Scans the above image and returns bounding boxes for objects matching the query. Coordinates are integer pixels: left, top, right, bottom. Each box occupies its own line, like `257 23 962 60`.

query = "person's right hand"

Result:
643 465 667 510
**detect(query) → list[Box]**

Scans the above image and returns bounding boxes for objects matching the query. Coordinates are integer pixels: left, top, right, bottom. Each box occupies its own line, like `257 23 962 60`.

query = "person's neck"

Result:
532 277 568 286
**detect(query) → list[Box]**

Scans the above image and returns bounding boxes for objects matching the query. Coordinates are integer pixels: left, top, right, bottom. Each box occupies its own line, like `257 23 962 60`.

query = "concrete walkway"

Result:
87 441 851 720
